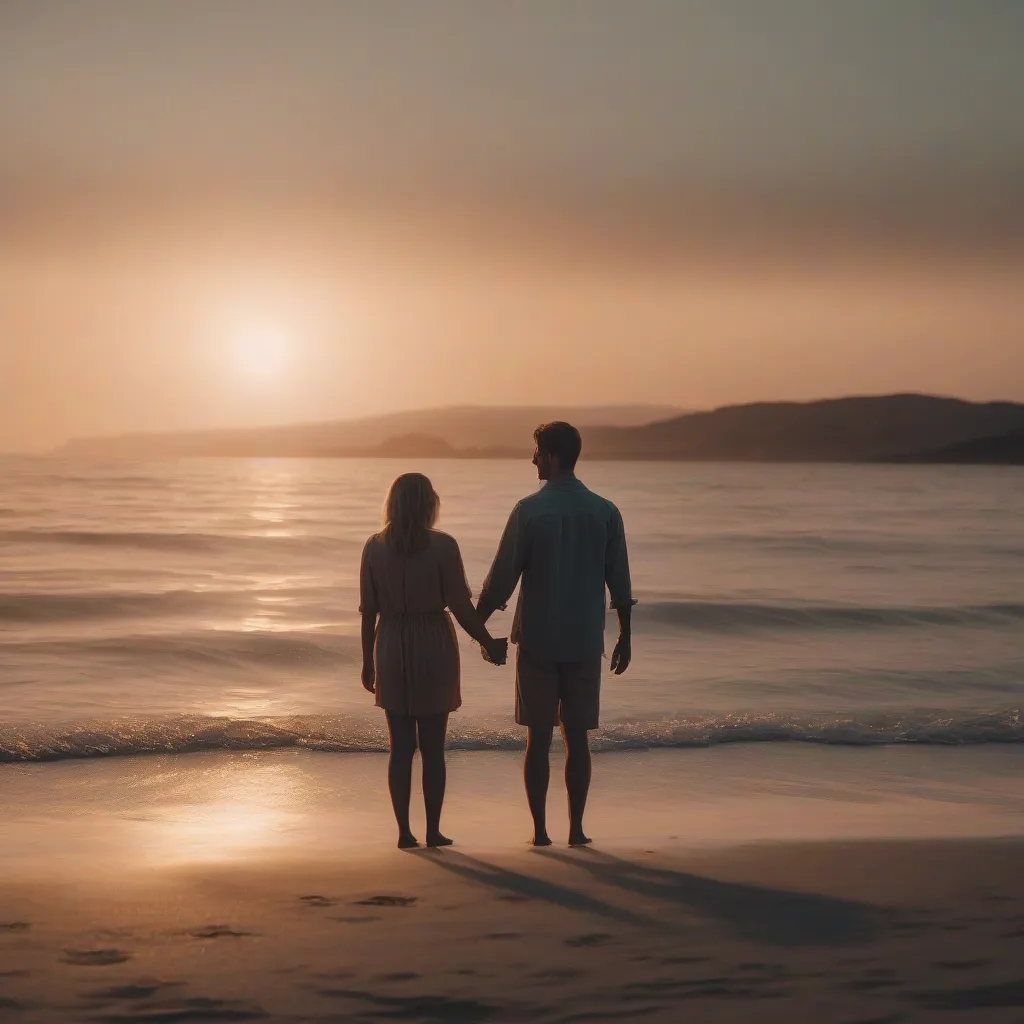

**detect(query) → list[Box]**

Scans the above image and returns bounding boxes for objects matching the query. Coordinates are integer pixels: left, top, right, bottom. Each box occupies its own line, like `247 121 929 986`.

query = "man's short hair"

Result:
534 421 582 470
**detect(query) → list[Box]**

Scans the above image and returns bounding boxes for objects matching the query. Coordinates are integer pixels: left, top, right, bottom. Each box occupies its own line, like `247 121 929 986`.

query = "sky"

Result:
2 0 1023 450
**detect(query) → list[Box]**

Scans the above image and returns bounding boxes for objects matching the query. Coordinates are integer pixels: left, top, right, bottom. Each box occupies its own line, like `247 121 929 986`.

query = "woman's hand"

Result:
482 637 508 666
361 661 376 693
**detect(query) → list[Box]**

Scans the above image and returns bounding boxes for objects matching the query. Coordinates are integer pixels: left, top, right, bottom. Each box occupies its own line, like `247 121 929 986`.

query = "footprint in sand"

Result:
848 975 900 992
354 895 418 907
189 926 253 939
565 933 613 948
62 949 131 966
87 981 183 1001
90 994 267 1020
915 978 1024 1011
299 895 337 908
533 968 585 981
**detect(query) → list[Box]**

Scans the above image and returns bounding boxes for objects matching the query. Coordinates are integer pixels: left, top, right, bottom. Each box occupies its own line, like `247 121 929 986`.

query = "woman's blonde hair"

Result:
381 473 440 554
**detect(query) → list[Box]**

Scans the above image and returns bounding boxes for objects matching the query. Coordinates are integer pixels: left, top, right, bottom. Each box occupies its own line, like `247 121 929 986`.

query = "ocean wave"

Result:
638 600 1024 633
0 590 245 622
637 532 1024 559
0 630 359 668
0 528 359 555
4 590 1020 634
1 708 1020 762
683 532 944 555
0 587 343 624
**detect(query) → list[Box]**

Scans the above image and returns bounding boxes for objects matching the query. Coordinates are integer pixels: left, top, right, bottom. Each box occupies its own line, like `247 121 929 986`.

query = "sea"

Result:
2 456 1022 763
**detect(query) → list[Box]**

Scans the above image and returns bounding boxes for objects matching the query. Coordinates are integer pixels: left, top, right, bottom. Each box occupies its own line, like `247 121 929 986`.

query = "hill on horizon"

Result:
584 394 1024 462
56 404 679 459
53 395 1024 464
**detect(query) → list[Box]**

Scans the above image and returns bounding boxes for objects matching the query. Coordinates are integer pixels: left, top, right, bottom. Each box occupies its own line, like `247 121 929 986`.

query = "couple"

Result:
359 421 634 849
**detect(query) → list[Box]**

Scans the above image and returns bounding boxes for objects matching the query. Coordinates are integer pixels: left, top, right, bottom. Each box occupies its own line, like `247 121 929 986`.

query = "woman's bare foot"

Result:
397 832 420 849
568 831 592 847
531 832 553 847
426 832 454 848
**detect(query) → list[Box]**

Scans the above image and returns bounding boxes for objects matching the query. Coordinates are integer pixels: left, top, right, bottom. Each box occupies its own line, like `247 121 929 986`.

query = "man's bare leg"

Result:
562 724 592 846
525 724 553 846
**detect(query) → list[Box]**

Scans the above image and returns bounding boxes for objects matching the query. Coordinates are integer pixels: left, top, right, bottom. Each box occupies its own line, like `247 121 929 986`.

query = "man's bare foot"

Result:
531 832 553 847
426 832 454 848
397 832 420 849
568 831 592 847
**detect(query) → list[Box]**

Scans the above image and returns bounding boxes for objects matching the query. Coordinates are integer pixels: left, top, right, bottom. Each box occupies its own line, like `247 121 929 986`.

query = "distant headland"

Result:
56 396 1024 464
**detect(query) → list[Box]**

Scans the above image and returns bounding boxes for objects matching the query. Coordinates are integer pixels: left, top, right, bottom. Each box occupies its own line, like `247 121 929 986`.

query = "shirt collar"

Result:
542 476 582 490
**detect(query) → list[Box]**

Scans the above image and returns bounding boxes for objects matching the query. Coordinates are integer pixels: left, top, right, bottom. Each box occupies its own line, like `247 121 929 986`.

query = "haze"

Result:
2 0 1023 451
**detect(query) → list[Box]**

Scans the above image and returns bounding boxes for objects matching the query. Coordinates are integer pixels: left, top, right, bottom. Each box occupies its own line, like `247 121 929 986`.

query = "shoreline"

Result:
4 745 1024 881
4 707 1024 763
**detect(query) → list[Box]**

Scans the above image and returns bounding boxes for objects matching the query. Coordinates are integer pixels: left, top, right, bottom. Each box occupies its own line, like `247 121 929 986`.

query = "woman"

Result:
359 472 507 849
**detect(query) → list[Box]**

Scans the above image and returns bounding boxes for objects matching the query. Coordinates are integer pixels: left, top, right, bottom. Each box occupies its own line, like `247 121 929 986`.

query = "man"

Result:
477 421 634 847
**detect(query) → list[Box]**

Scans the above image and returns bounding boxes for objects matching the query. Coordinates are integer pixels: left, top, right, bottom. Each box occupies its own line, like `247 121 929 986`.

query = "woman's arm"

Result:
448 595 508 664
440 535 507 663
358 539 380 693
360 610 377 691
448 594 496 648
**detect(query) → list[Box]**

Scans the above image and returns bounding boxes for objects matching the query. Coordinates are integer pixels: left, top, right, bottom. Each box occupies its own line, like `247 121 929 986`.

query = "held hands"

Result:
610 634 631 675
360 661 376 693
481 637 509 666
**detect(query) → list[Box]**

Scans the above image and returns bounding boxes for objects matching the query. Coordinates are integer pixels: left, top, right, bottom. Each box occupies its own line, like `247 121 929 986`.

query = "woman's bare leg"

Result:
385 711 419 848
417 713 451 847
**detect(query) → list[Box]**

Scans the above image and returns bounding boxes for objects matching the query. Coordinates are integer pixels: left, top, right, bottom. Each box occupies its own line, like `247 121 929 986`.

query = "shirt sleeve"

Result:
440 536 473 609
358 537 379 615
605 505 635 610
478 502 528 612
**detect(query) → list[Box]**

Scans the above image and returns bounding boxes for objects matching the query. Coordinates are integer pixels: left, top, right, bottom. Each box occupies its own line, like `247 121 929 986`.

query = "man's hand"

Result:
360 661 376 693
610 634 631 675
481 637 508 666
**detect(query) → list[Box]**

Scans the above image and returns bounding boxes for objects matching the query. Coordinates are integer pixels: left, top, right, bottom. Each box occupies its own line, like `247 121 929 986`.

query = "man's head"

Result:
532 421 582 480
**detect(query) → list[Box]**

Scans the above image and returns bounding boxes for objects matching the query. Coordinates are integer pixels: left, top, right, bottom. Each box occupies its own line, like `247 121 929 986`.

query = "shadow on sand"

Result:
423 848 880 948
542 848 882 947
421 850 657 929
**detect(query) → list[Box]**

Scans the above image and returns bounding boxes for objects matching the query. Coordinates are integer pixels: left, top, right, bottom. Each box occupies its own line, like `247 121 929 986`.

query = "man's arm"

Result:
606 506 635 675
476 503 527 624
610 603 632 675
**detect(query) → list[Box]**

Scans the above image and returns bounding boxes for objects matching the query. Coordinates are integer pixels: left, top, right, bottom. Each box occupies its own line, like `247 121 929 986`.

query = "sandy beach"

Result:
3 747 1024 1022
2 838 1024 1023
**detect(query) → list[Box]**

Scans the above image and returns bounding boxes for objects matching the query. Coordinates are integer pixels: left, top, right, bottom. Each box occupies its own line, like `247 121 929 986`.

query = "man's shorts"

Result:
515 648 602 730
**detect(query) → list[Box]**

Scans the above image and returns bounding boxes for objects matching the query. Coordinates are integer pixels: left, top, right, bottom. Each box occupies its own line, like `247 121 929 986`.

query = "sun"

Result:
231 321 290 380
